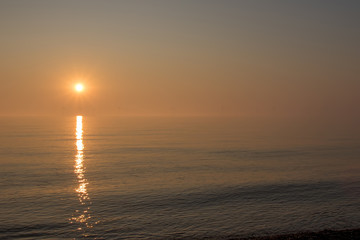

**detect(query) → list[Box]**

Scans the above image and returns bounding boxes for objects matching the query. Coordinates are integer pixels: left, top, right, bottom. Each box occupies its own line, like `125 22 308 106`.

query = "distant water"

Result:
0 116 359 239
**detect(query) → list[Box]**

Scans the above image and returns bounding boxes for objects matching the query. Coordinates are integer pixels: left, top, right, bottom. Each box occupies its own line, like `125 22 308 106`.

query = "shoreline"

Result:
229 228 360 240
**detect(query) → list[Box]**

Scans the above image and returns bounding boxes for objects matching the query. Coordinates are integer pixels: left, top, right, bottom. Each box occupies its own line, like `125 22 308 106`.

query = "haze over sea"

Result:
0 115 359 239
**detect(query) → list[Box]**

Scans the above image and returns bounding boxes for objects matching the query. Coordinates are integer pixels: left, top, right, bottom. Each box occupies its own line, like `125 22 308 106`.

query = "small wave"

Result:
0 222 68 239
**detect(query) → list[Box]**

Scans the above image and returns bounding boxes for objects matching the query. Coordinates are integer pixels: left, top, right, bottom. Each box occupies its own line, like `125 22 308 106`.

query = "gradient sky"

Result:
1 0 359 120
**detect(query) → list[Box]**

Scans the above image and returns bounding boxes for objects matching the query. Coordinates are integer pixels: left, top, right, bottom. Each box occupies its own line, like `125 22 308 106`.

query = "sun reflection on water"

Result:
70 115 98 232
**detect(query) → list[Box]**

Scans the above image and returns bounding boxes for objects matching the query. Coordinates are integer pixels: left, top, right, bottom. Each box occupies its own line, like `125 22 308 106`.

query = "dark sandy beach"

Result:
220 228 360 240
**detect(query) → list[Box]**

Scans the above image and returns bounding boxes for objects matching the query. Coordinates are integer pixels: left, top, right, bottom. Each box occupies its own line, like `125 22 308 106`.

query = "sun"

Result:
75 83 84 92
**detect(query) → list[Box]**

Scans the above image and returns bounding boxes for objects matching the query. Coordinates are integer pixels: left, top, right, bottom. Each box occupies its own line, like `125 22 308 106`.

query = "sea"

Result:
0 116 359 239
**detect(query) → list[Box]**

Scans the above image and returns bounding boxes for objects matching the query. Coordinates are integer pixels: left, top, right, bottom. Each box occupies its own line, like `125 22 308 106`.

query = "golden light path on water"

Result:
70 115 98 232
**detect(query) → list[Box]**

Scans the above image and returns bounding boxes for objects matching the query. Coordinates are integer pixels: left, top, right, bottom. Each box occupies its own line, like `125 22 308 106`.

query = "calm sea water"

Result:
0 116 359 239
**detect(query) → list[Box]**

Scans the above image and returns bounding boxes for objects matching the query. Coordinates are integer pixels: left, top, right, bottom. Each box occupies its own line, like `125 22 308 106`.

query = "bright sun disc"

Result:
75 84 84 92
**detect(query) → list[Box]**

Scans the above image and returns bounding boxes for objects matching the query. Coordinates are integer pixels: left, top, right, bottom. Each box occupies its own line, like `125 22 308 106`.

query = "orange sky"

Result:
0 1 359 122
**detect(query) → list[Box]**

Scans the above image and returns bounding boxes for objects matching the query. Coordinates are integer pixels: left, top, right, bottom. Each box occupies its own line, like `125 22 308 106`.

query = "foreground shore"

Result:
228 228 360 240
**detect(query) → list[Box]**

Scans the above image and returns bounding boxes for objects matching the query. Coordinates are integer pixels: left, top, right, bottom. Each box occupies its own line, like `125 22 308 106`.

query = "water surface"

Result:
0 116 359 239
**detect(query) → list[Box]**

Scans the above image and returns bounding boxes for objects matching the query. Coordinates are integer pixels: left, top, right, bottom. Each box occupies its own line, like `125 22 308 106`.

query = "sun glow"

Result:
75 83 84 92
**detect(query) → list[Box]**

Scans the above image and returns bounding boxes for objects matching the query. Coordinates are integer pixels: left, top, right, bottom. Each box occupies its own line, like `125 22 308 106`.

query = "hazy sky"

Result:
1 0 359 119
